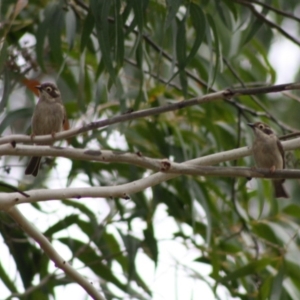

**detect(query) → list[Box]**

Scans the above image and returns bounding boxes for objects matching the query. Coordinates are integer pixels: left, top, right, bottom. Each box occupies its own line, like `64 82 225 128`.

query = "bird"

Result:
248 122 288 198
25 82 66 176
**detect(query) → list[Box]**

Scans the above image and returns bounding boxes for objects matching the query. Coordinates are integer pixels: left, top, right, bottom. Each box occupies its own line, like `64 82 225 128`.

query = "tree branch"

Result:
6 207 105 300
0 82 299 145
235 0 300 47
243 0 300 23
0 135 299 175
1 136 300 210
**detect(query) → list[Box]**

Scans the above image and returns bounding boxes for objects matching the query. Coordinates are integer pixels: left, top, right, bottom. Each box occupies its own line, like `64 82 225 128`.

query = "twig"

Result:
6 274 54 299
235 0 300 47
244 0 300 23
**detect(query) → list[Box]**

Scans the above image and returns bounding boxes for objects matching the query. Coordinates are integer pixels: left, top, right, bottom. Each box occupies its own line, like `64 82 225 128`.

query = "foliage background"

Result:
1 0 300 299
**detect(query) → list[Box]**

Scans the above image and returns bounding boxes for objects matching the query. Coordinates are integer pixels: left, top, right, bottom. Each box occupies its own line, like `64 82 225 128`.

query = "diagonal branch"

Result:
1 166 298 209
244 0 300 23
235 0 300 47
0 82 299 145
6 207 105 300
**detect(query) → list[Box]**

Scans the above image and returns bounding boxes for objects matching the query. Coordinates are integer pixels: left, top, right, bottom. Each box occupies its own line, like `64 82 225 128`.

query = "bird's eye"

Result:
258 124 264 130
46 86 52 92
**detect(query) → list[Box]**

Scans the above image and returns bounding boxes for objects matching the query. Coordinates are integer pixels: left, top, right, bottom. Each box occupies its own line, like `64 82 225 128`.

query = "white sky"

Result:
269 21 300 84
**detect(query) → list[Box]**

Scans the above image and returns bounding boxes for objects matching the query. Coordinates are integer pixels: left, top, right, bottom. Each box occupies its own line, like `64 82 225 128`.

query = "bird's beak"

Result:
247 123 255 128
35 85 42 91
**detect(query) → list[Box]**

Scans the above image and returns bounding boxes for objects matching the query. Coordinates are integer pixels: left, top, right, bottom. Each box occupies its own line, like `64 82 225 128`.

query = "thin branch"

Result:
282 91 300 104
6 207 105 300
223 58 296 132
235 0 300 47
245 0 300 23
127 57 266 119
162 165 300 179
6 274 55 299
0 82 299 145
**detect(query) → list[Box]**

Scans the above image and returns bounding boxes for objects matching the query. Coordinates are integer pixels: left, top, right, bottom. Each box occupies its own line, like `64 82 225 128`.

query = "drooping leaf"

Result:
90 0 116 82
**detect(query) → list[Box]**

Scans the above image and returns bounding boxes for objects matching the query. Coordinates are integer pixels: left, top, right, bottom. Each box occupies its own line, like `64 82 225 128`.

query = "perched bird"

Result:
248 122 288 198
25 82 66 176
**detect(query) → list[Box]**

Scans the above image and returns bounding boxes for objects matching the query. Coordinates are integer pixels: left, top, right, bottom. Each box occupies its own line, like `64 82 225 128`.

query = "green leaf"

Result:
252 222 280 245
283 277 300 300
35 18 48 71
143 224 158 265
46 3 65 64
214 0 230 28
283 204 300 219
120 232 140 282
131 0 149 34
0 260 17 292
59 237 127 291
241 1 270 46
187 3 206 65
91 0 116 82
176 17 188 96
60 200 98 224
176 17 186 69
0 108 32 134
80 9 95 52
114 0 125 69
206 15 220 89
222 0 238 21
220 258 274 283
0 40 8 73
44 215 80 237
65 7 77 50
191 180 213 244
165 0 182 29
0 68 10 113
269 262 284 300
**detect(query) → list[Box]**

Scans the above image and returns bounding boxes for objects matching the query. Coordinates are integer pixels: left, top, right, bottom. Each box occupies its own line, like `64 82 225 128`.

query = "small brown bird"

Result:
25 83 66 176
248 122 288 198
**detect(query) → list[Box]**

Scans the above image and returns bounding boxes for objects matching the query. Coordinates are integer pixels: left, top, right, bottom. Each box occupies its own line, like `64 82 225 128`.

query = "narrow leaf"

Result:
165 0 182 29
220 258 274 282
65 7 77 50
187 3 206 65
0 68 10 113
0 261 17 292
80 9 94 52
207 15 220 88
47 3 64 64
143 224 158 265
90 0 116 82
114 0 124 69
242 3 270 46
0 41 8 73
